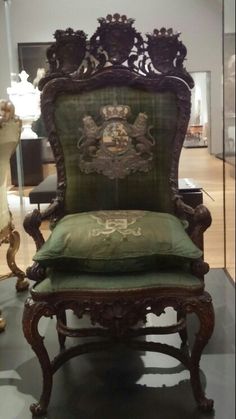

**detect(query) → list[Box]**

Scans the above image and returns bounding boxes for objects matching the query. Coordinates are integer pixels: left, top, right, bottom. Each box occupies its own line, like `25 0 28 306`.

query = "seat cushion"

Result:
33 210 202 273
34 269 203 294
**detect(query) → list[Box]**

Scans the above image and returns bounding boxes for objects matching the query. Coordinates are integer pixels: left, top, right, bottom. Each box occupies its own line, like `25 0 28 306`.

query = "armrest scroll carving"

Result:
23 209 45 251
175 198 212 248
175 198 212 279
190 204 212 247
23 199 62 282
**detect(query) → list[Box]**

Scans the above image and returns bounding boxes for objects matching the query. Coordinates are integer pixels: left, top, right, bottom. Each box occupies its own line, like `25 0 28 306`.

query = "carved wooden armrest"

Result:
23 199 62 282
175 197 212 278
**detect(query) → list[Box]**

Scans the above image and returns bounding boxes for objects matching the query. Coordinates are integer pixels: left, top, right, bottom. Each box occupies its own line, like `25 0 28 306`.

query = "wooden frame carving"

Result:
28 14 211 264
22 14 214 414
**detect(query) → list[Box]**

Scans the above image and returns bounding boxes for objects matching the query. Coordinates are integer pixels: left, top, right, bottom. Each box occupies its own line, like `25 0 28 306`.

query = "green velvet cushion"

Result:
34 269 203 293
34 210 202 273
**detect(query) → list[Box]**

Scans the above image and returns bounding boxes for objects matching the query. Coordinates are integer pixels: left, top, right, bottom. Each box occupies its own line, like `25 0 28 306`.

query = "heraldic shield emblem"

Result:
77 105 155 179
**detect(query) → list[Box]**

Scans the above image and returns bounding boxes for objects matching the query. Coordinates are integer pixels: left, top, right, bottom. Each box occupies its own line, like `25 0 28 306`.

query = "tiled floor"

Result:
0 269 235 419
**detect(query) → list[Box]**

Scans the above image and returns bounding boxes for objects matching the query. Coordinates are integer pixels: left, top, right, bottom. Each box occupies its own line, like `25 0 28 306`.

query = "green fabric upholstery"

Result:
34 210 202 273
34 269 203 293
54 86 178 214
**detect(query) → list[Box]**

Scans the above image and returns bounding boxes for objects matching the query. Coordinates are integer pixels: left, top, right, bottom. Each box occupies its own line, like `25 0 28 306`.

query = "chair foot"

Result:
15 277 29 292
184 292 215 412
198 397 214 412
30 402 47 417
0 312 6 332
23 298 54 415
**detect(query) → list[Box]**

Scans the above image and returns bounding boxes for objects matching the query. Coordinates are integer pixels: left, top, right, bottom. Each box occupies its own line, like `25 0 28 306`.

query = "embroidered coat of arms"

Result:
77 105 155 179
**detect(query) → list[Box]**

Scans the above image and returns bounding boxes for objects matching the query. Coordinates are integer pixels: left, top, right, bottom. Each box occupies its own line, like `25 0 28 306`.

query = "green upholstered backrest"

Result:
54 86 178 214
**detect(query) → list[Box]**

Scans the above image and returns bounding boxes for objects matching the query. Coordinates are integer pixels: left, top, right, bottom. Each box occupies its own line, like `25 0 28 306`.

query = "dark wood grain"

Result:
22 14 215 415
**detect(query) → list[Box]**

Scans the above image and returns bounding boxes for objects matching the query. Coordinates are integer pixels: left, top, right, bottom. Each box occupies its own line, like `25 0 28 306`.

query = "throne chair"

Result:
0 100 29 332
23 14 214 415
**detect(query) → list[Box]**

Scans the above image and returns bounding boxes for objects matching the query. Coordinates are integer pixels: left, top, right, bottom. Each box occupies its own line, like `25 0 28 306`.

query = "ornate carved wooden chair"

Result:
0 100 29 332
23 14 215 415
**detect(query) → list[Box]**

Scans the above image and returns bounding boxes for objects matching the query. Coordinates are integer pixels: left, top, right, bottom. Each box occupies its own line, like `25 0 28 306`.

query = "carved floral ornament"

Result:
77 104 155 179
40 13 194 89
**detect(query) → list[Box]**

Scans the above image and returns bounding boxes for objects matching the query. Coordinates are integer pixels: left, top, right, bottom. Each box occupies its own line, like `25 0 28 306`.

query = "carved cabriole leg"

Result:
0 309 6 333
56 310 67 350
184 292 215 412
22 297 54 416
7 230 29 291
177 309 188 347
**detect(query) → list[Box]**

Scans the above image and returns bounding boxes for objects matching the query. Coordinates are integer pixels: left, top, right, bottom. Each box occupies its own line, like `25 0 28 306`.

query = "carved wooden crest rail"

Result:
39 13 193 89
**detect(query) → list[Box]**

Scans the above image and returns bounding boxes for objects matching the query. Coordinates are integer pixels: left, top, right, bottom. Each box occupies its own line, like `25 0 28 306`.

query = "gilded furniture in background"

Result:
23 15 214 415
10 137 44 186
187 124 203 141
0 100 29 332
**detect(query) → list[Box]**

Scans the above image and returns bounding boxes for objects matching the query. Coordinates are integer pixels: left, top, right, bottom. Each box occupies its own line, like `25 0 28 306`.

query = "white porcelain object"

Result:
7 71 40 139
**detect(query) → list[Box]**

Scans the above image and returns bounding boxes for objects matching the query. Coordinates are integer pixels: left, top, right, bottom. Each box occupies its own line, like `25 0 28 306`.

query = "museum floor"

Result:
0 147 235 418
2 147 235 274
0 269 235 419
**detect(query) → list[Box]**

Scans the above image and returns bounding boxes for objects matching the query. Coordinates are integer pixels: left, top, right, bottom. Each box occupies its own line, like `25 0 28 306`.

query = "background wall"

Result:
0 0 223 153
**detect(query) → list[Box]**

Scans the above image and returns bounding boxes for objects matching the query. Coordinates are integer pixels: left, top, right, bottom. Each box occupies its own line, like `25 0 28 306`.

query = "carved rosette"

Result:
88 299 147 336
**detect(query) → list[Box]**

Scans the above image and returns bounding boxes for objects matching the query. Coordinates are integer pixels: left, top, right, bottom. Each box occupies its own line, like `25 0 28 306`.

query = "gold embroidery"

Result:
77 104 155 179
90 211 146 238
102 122 129 154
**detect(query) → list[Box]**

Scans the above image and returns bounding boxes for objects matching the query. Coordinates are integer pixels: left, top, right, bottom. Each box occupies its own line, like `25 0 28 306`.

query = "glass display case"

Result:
224 33 235 160
223 0 235 280
184 72 211 148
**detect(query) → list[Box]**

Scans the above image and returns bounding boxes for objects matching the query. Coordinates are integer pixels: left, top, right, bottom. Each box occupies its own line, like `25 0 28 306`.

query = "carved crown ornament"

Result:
39 13 194 89
77 104 155 179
